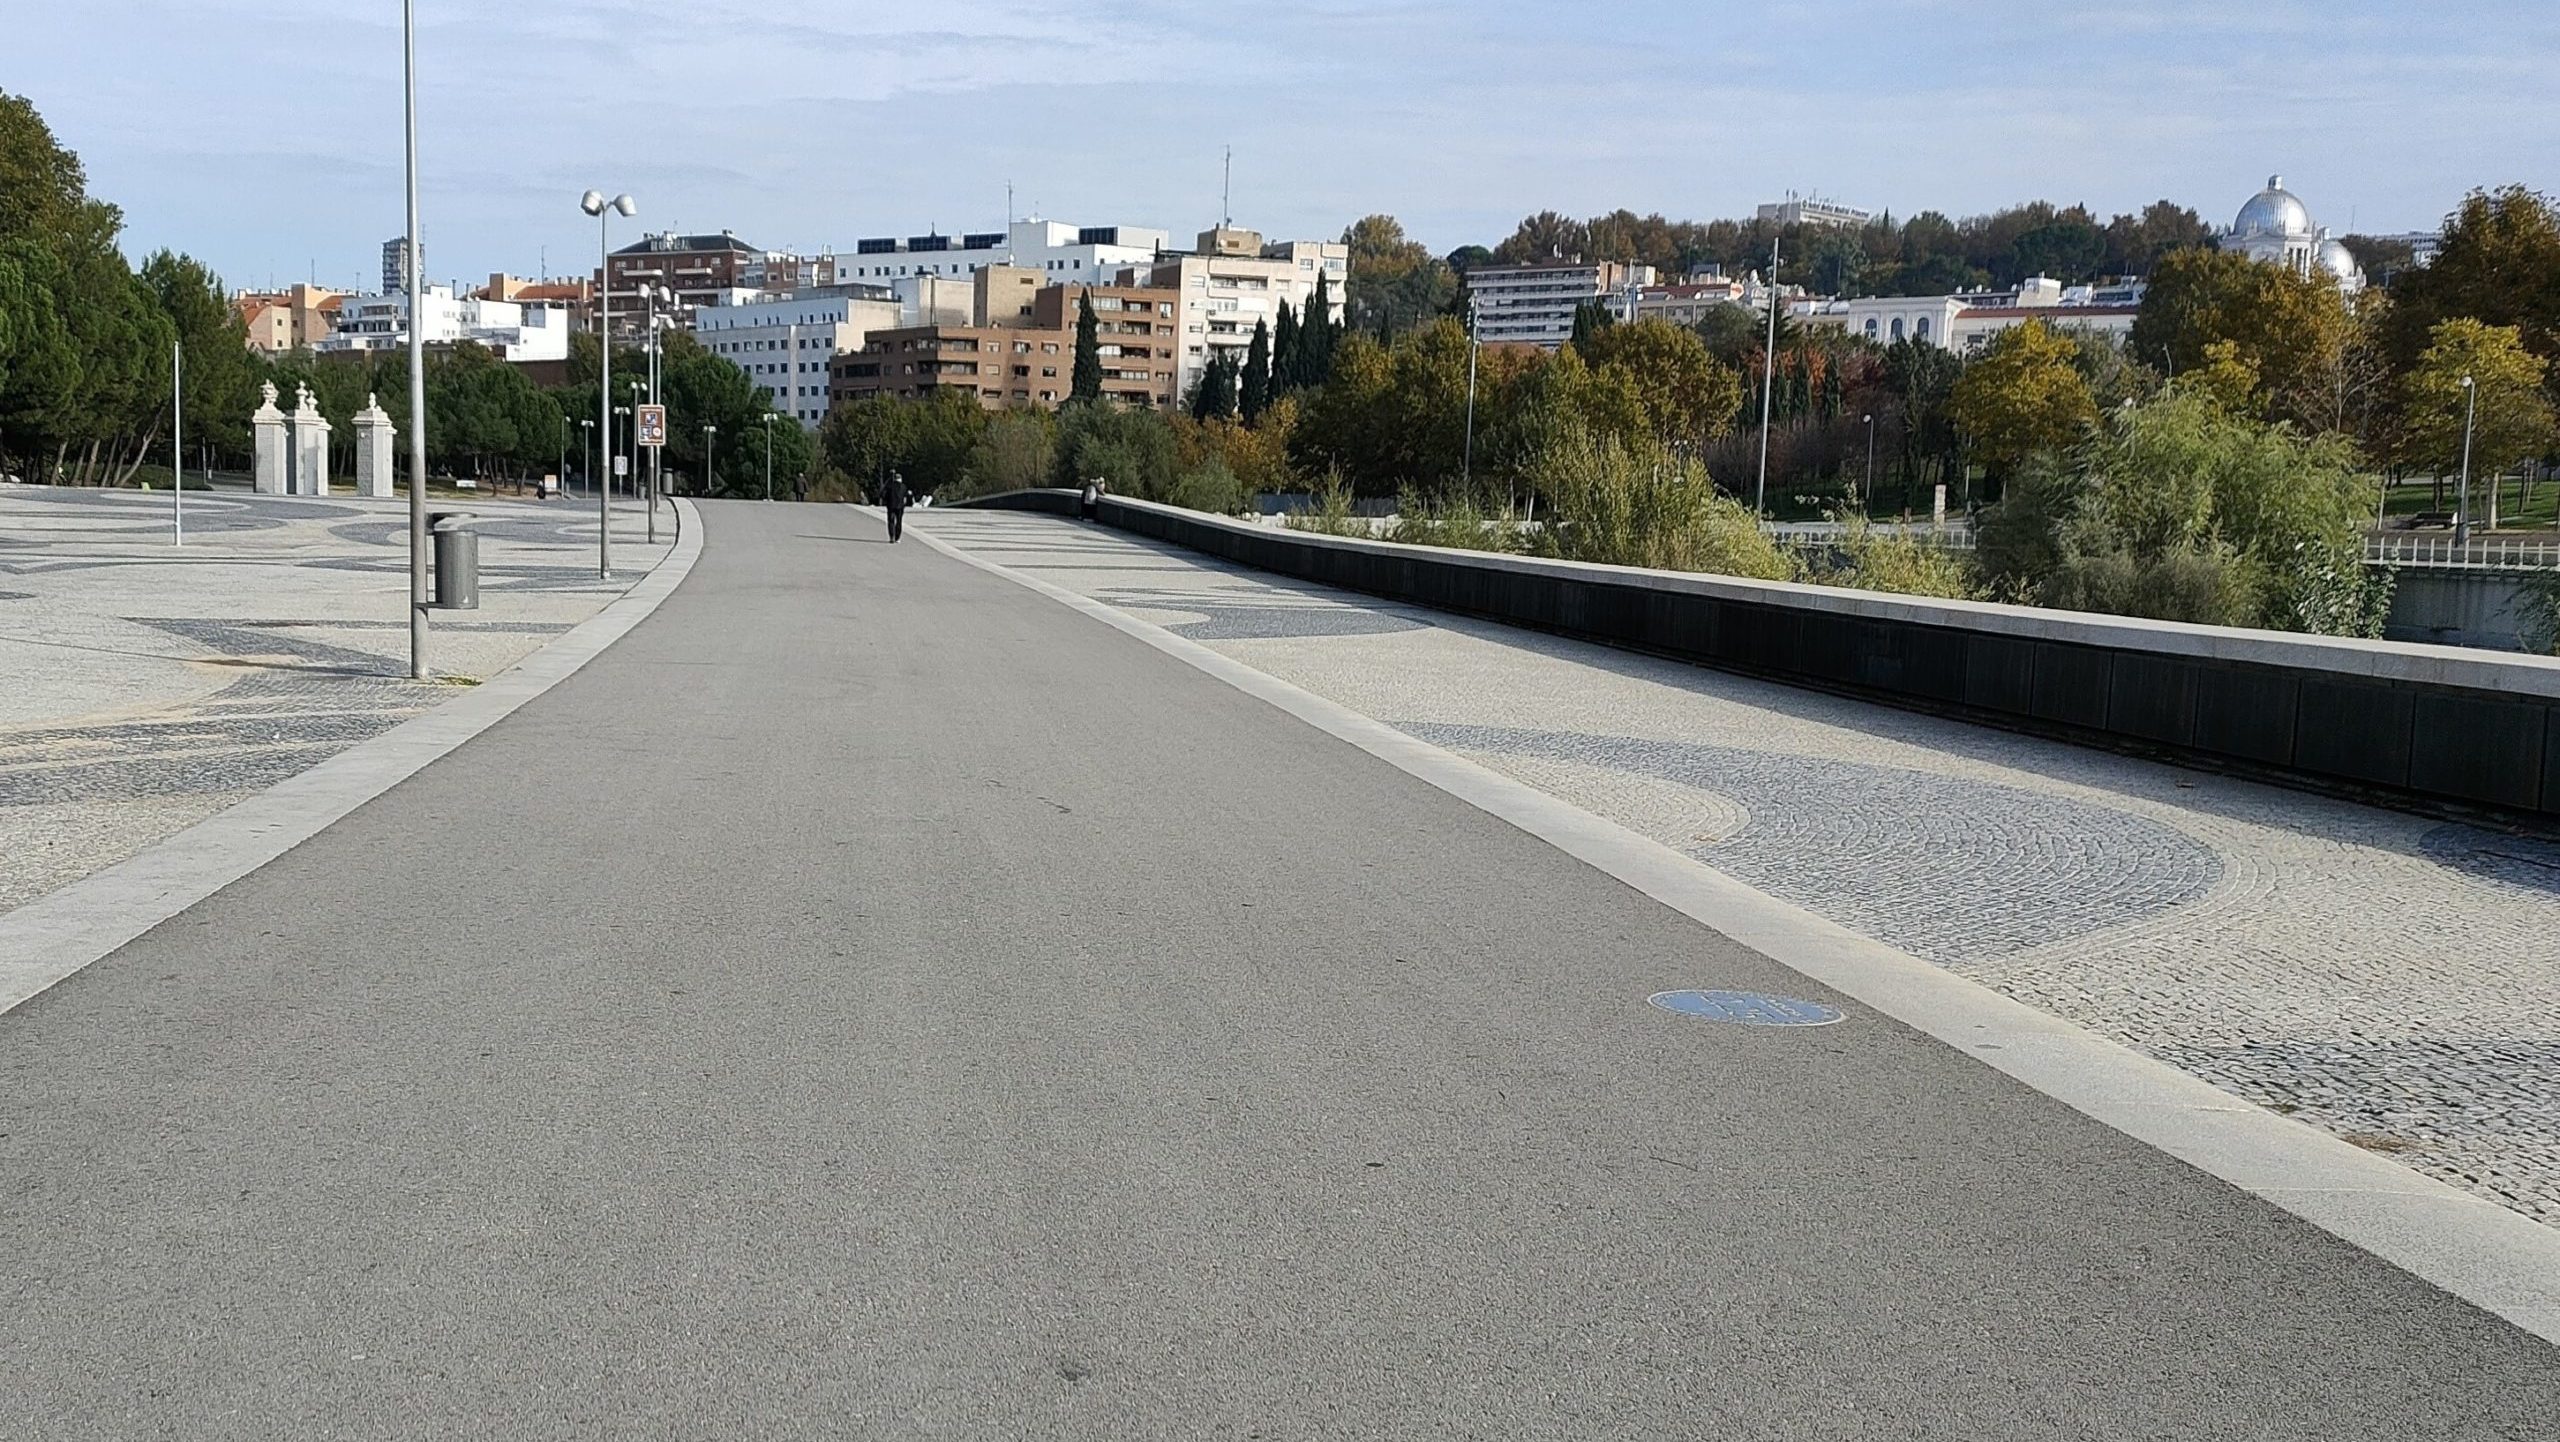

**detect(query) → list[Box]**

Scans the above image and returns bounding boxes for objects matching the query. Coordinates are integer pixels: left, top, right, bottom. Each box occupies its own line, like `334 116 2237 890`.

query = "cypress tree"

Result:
1272 299 1300 394
1240 319 1272 425
1070 291 1103 402
1193 351 1239 421
1302 272 1336 386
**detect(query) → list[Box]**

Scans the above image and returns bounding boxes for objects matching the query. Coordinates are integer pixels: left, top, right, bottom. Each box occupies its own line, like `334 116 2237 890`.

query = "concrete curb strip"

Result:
912 518 2560 1347
0 499 706 1018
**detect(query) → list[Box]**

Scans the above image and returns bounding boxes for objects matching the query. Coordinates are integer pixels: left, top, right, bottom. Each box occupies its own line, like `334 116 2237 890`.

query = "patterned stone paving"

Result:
915 508 2560 1229
0 484 676 913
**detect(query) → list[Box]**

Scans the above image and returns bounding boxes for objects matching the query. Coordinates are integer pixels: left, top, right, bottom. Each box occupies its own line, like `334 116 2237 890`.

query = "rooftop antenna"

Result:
1222 145 1233 229
1007 181 1014 225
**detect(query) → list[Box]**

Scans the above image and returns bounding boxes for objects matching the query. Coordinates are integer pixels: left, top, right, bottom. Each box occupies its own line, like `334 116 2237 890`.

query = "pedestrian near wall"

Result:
884 470 910 542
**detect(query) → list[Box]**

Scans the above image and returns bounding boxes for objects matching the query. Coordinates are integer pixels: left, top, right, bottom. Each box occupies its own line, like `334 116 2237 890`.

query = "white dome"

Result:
2317 235 2363 285
2234 175 2312 238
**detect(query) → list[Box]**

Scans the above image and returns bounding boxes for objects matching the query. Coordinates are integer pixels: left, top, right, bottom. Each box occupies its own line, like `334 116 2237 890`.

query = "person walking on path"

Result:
884 470 910 541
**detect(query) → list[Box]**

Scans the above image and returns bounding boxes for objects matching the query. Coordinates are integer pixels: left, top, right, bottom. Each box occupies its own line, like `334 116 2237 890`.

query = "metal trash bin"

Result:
429 512 479 610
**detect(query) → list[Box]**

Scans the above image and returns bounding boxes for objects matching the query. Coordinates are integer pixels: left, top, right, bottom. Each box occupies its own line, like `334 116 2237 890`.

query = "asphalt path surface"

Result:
3 501 2555 1439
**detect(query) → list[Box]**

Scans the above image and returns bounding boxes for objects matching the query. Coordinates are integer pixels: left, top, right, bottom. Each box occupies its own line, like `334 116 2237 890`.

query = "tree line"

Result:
0 90 804 499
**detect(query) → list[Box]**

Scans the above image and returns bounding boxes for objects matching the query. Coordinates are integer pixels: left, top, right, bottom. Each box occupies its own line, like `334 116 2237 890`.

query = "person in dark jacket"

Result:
883 470 910 541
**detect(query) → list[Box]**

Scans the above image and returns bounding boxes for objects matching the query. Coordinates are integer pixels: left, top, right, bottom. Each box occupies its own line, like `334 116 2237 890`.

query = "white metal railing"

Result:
1769 523 1976 552
2364 534 2560 570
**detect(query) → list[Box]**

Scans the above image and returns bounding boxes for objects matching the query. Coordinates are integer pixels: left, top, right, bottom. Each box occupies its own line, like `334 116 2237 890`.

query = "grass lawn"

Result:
2375 472 2557 531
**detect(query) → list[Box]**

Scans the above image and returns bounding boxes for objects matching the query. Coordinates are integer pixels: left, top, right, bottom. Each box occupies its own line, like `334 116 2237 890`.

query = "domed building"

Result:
2219 175 2365 293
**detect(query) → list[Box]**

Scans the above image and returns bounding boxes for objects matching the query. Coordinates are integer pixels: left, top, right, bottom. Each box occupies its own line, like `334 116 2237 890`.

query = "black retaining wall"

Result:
955 490 2560 821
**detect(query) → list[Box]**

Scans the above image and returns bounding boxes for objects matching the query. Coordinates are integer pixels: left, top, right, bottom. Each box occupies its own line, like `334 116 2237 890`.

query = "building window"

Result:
1915 316 1931 342
1890 318 1905 340
1863 319 1878 339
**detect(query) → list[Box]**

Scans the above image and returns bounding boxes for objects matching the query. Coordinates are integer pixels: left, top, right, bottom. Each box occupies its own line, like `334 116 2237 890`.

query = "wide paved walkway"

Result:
3 501 2554 1438
913 507 2560 1231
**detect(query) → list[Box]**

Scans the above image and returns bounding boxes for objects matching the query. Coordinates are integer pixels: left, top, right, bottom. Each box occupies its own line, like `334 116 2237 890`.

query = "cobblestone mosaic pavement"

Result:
0 484 677 913
915 508 2560 1229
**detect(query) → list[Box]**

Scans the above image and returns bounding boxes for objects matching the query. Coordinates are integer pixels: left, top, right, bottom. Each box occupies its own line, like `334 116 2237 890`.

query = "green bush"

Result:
1526 434 1795 580
1286 468 1367 537
1805 519 1982 600
1388 487 1517 553
1165 458 1245 515
1052 401 1176 498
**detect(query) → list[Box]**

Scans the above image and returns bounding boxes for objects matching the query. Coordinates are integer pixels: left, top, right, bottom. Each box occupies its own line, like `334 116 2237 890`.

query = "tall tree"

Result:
2129 246 2351 428
1341 214 1458 337
1272 299 1300 396
1569 301 1616 348
1300 272 1337 388
1070 290 1103 402
1239 319 1272 425
2382 186 2560 371
1192 350 1239 422
1950 319 2098 487
2398 318 2555 485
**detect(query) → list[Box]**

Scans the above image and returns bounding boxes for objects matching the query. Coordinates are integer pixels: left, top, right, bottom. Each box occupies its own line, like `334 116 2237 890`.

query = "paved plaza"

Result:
0 484 681 914
4 499 2550 1438
911 508 2560 1230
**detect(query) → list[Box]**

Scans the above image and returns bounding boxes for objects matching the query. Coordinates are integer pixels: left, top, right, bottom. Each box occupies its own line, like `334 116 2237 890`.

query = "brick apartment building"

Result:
830 275 1180 412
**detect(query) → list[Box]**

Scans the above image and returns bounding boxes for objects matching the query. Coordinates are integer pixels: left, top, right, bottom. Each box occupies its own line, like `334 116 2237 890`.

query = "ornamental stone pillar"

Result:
252 382 289 495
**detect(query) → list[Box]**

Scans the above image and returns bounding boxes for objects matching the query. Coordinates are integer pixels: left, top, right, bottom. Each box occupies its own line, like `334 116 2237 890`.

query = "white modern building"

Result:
2218 175 2365 293
693 285 905 427
1756 194 1872 229
1125 227 1351 398
1808 275 2145 352
832 219 1173 285
1464 258 1656 350
316 286 572 362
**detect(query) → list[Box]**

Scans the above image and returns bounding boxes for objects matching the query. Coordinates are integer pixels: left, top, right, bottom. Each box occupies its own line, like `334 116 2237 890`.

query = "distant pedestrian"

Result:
1080 476 1108 521
884 470 910 541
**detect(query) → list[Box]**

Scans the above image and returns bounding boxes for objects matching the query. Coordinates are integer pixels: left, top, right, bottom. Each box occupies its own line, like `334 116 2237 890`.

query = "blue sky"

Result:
16 0 2557 292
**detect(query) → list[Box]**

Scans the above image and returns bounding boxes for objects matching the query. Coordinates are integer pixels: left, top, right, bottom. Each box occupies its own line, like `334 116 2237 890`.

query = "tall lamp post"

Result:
580 188 636 578
1461 291 1482 499
1861 413 1875 514
761 414 775 502
580 418 594 497
557 415 569 499
2455 374 2478 548
615 404 632 500
402 0 431 676
171 341 184 546
703 424 718 497
1754 233 1781 525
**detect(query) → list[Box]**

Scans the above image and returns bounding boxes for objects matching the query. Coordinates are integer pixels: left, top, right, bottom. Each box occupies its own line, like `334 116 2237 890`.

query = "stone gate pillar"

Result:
352 394 396 499
291 384 332 496
252 382 289 495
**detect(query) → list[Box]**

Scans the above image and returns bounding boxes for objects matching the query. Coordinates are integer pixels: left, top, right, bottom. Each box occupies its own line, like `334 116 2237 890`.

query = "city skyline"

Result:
18 0 2559 292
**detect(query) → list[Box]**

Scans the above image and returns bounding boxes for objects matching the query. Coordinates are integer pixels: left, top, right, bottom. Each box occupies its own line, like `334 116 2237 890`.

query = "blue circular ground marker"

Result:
1648 990 1844 1027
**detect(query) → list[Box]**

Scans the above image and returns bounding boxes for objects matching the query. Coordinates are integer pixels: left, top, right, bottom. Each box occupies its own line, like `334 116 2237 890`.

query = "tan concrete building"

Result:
233 285 346 354
829 279 1180 412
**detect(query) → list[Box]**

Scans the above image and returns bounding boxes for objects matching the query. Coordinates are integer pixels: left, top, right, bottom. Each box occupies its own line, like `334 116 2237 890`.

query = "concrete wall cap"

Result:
1099 495 2560 701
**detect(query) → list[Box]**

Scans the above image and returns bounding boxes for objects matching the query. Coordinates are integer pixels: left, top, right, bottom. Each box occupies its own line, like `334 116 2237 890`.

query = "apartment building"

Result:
694 284 904 427
1463 258 1656 349
601 231 831 327
1126 227 1350 398
234 284 346 354
828 278 1180 412
316 286 573 362
831 219 1172 286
